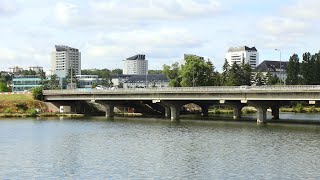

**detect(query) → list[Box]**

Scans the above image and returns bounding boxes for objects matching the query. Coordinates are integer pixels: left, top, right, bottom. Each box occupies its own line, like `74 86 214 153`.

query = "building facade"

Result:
51 45 81 78
255 60 288 83
226 46 259 68
29 66 43 73
76 75 99 88
9 66 23 74
123 54 148 75
123 74 169 88
12 75 42 92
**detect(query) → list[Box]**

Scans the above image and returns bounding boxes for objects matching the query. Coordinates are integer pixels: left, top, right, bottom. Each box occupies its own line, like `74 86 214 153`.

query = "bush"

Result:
4 108 13 114
294 103 304 113
32 87 43 100
26 109 37 117
16 102 28 111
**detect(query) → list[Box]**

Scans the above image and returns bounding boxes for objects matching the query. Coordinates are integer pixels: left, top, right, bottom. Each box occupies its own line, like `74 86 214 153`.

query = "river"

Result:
0 113 320 179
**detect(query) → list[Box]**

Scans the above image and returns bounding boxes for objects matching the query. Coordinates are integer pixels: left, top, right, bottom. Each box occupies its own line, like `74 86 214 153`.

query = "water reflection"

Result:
0 116 319 179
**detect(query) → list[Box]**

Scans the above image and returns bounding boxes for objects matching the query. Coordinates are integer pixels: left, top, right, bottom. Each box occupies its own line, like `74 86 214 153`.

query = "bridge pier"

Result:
164 106 171 118
170 104 181 121
221 101 244 120
199 104 209 117
233 106 242 120
271 105 280 120
96 101 115 118
256 106 268 123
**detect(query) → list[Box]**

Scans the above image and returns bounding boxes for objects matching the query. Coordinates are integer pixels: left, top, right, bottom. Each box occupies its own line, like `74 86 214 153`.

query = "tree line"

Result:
162 55 281 87
286 51 320 85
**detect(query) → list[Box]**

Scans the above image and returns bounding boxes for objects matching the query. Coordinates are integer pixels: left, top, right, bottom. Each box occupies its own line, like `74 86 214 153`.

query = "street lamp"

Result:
275 49 282 85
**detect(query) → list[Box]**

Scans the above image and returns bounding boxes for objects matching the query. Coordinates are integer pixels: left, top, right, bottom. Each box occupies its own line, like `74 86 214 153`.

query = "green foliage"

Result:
254 71 264 86
179 56 219 87
16 102 28 111
294 103 304 113
26 109 37 117
0 81 10 92
4 108 13 114
65 67 80 88
266 72 280 85
82 69 112 87
286 54 300 85
148 70 163 74
163 62 181 87
31 87 43 100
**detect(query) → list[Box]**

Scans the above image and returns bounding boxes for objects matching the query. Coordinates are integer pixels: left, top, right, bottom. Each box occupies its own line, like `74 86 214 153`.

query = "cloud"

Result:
0 0 19 16
86 28 205 59
0 48 16 60
53 0 222 27
283 0 320 20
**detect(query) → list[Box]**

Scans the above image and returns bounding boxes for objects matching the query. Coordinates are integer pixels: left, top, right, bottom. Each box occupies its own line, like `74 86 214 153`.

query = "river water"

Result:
0 113 320 179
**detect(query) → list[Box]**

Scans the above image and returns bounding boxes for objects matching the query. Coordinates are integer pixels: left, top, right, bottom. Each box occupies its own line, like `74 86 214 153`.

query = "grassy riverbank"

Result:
0 94 47 117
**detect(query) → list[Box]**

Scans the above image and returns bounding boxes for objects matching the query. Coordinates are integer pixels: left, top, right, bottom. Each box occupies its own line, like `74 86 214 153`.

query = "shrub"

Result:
26 109 37 117
32 87 43 100
294 103 304 113
4 108 13 114
15 102 28 111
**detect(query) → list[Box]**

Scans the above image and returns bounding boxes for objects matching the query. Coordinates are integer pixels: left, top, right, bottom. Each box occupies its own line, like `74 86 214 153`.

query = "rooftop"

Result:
255 60 288 72
228 46 257 52
55 45 79 52
126 54 146 60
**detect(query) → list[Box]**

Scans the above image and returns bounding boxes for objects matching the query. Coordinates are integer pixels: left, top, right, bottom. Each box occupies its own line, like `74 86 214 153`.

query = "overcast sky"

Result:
0 0 319 72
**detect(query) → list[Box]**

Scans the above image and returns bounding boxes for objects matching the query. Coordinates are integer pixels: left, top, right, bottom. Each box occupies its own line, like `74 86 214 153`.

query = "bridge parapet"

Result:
44 85 320 95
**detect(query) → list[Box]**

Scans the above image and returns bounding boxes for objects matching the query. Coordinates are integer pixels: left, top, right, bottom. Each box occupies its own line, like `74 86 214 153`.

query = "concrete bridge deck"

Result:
43 85 320 123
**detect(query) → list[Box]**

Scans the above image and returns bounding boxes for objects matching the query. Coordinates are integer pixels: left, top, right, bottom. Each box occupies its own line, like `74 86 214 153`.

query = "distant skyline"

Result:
1 0 320 72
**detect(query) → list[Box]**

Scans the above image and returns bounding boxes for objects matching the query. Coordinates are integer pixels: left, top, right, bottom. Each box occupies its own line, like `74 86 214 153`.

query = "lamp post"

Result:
275 49 282 85
192 67 195 87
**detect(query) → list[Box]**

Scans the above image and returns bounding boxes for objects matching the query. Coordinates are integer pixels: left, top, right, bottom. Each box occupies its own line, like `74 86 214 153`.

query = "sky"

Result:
0 0 320 72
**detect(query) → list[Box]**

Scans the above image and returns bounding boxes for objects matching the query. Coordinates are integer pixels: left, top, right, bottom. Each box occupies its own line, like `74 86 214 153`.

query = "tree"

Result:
266 72 280 85
241 63 252 86
163 62 181 87
254 71 264 86
300 52 313 85
148 70 163 74
179 55 217 87
31 87 43 100
65 67 79 88
225 63 242 86
221 59 230 85
111 68 123 75
0 81 10 92
286 53 300 85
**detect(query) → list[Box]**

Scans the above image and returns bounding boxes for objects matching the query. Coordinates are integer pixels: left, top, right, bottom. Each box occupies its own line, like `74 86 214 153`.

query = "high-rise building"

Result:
226 46 259 68
51 45 81 78
123 54 148 75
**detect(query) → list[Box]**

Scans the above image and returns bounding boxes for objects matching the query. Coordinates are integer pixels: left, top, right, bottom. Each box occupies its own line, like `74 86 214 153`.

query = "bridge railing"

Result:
43 85 320 95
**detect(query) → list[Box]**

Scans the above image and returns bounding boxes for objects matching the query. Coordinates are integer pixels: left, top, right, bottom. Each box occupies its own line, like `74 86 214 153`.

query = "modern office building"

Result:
9 66 23 74
51 45 81 78
123 54 148 75
29 66 43 73
226 46 259 68
76 75 99 88
12 75 42 92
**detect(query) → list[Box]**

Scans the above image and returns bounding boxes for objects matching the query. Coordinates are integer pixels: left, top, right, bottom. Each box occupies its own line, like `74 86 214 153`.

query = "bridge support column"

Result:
248 101 271 124
170 104 181 121
271 105 280 120
105 104 114 118
233 106 242 120
96 101 116 118
200 105 209 117
222 101 244 120
256 106 268 124
164 106 171 118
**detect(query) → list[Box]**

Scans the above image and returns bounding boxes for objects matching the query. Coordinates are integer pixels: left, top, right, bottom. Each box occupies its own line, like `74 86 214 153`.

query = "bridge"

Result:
43 85 320 123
